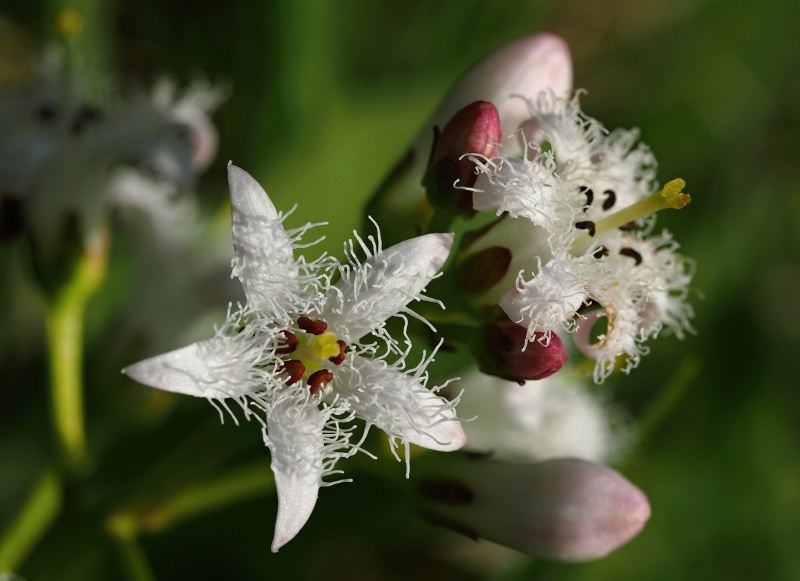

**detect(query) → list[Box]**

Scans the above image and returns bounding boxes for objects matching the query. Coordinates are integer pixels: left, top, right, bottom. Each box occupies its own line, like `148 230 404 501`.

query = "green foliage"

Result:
1 0 799 578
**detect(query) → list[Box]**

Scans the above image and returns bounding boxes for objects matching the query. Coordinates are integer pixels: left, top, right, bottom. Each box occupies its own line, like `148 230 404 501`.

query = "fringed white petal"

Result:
336 355 465 452
501 253 590 339
471 155 565 232
122 337 255 400
324 233 453 343
264 393 325 552
228 163 301 319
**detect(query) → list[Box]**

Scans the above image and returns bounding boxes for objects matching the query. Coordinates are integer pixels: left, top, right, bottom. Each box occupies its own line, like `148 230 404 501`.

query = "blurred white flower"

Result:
456 369 619 463
0 48 223 249
124 164 465 551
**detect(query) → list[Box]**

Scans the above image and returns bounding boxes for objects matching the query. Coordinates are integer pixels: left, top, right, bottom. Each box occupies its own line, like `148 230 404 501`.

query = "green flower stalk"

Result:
45 224 108 472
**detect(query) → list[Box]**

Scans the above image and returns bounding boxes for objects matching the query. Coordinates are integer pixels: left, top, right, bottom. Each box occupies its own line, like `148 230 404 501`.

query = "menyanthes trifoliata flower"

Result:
123 164 465 551
465 92 695 383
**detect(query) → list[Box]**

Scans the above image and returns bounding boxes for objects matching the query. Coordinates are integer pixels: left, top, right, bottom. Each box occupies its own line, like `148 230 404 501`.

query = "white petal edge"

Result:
122 337 252 400
323 233 453 343
227 163 300 315
336 355 466 452
228 162 279 221
264 397 324 552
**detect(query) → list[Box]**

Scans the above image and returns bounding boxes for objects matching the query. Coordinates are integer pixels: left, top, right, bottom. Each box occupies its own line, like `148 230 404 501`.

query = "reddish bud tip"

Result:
474 321 567 384
297 316 328 335
308 369 334 394
424 101 502 216
281 359 305 385
436 101 501 164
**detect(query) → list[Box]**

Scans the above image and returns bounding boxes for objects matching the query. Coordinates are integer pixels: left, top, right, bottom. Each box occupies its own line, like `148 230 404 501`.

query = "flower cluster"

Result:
124 164 465 551
117 31 692 562
465 92 695 382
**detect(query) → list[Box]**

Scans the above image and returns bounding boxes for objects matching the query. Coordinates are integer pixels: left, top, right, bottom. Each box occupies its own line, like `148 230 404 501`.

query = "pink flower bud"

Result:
431 33 573 144
434 101 501 165
420 457 651 562
369 33 573 243
473 320 566 384
424 101 502 215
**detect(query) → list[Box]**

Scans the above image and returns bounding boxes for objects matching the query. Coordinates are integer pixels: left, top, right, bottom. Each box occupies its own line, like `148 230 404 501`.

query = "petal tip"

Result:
227 162 277 220
270 469 320 553
435 422 468 451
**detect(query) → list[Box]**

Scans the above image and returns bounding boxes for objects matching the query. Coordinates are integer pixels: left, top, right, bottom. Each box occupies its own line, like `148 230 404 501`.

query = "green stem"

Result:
106 464 272 579
427 209 455 234
0 468 62 572
107 463 274 535
637 356 702 442
106 518 156 581
45 228 109 473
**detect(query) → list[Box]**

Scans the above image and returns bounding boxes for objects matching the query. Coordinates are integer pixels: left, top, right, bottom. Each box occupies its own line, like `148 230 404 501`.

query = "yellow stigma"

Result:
56 8 84 40
660 178 691 209
294 332 340 374
572 178 691 253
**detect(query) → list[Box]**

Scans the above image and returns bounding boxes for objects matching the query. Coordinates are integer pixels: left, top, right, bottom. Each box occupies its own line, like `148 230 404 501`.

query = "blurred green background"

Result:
1 0 799 579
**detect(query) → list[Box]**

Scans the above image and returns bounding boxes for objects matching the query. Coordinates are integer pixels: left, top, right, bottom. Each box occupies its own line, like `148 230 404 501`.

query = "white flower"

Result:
0 48 222 248
123 164 465 551
468 92 694 382
456 370 619 463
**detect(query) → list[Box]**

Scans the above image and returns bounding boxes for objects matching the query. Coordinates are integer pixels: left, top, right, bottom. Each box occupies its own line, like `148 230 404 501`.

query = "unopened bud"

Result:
419 457 650 562
366 33 572 244
424 101 502 216
473 320 566 384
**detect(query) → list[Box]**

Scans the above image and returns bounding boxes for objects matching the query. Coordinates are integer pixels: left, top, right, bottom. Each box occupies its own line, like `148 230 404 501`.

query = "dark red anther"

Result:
308 369 334 394
281 359 305 385
297 316 328 335
329 340 347 365
275 330 299 354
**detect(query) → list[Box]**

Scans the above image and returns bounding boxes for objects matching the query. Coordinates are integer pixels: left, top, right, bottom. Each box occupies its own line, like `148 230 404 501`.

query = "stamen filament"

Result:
571 179 690 253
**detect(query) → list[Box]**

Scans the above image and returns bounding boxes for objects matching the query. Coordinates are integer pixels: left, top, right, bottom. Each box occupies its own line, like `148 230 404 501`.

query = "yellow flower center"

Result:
294 332 341 375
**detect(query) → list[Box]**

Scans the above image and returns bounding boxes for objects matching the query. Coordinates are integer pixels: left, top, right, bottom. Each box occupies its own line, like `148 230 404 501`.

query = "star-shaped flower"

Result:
123 164 465 550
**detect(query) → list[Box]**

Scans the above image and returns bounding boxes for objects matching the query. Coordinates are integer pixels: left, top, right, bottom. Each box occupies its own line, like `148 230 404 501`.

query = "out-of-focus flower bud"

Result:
472 320 566 384
419 457 650 562
423 101 501 216
367 33 572 244
455 370 619 463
